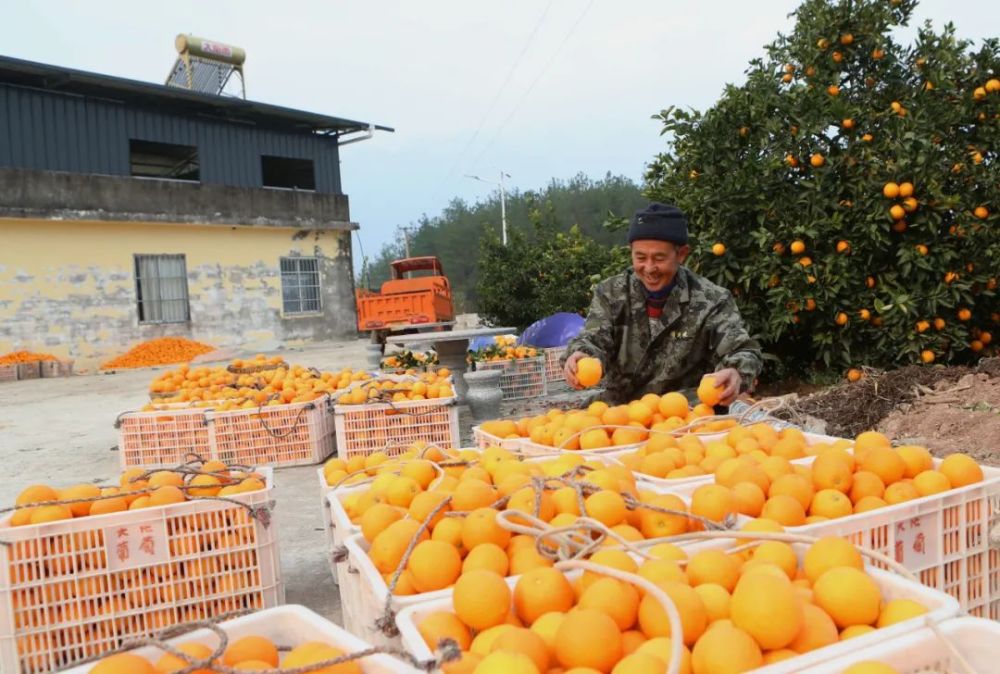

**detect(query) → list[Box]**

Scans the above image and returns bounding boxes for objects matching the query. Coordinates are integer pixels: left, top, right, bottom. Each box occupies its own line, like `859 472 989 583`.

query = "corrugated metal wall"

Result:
0 84 342 193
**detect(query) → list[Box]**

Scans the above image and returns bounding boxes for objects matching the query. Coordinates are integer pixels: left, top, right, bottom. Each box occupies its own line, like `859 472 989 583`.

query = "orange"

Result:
149 485 187 507
813 567 881 628
859 447 906 486
882 182 900 199
876 598 928 627
731 571 802 650
658 392 689 418
686 550 741 592
30 504 73 524
451 479 497 511
769 474 814 510
602 405 631 428
697 377 722 407
884 481 920 505
690 623 763 674
59 484 102 517
554 609 624 673
90 495 128 516
585 490 627 528
840 625 877 641
455 569 511 631
513 567 576 624
582 549 638 589
386 476 421 508
896 445 933 478
492 627 551 672
913 470 951 496
463 543 509 576
284 642 362 674
692 583 731 623
812 451 854 493
939 454 983 488
577 358 603 388
418 610 473 651
402 460 438 489
715 458 769 493
223 635 279 667
462 508 511 550
431 516 466 553
638 558 686 588
475 651 538 674
507 488 555 524
731 482 766 517
849 471 885 503
689 485 737 531
611 652 668 674
93 654 157 674
751 542 798 579
16 484 59 507
370 519 429 574
579 577 640 630
789 603 838 653
188 474 221 498
637 581 707 646
854 496 888 513
580 428 613 451
156 642 216 673
409 491 451 528
530 611 566 653
761 494 806 526
471 624 516 656
803 537 863 584
810 489 853 519
636 494 690 538
627 401 654 426
408 540 462 592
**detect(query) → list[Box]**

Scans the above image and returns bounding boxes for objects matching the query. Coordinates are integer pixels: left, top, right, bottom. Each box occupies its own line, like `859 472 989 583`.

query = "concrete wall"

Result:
0 219 357 370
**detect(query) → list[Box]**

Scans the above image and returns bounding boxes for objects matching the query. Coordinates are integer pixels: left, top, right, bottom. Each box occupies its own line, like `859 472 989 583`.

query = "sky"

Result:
2 1 997 266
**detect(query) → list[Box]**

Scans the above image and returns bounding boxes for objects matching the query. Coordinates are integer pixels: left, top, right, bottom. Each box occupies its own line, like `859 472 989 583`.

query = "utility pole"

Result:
466 171 511 246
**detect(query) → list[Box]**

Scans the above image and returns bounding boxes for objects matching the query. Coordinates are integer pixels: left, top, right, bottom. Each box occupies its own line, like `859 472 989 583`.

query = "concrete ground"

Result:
0 338 377 626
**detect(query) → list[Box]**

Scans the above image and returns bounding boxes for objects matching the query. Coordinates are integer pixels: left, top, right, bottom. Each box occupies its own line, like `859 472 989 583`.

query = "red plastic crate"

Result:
0 470 283 674
333 397 459 459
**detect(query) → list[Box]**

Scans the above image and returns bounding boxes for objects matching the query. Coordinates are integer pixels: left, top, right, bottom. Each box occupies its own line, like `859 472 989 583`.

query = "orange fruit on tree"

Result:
898 181 914 198
513 567 575 625
418 610 472 651
813 567 881 628
939 454 983 487
810 153 825 167
920 350 935 364
577 358 603 388
554 608 624 673
454 569 512 631
973 206 989 219
712 243 726 256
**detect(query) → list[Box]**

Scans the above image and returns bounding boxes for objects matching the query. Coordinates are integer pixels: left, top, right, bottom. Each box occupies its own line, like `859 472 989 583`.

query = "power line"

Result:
468 0 596 172
444 1 554 180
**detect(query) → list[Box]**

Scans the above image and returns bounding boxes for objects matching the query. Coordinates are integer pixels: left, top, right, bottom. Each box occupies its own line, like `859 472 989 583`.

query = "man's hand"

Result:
564 351 588 389
708 367 742 406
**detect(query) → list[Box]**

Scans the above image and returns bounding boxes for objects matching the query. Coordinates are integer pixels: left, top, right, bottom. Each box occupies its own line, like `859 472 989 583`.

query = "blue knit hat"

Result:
627 203 689 246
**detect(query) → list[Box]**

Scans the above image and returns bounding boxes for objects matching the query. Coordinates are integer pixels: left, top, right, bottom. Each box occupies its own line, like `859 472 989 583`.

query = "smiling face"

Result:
631 239 690 292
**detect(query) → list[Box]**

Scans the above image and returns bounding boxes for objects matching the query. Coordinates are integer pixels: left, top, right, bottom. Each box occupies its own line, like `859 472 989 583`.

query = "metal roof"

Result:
0 54 393 136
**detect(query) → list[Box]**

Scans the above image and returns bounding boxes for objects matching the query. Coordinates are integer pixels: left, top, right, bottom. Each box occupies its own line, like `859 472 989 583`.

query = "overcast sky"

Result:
2 1 996 265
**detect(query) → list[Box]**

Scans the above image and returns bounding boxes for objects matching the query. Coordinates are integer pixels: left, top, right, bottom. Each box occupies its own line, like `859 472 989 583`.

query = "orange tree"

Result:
646 0 998 376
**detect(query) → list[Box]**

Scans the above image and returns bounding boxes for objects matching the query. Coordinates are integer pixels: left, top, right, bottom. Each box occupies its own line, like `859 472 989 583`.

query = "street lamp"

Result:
465 171 510 246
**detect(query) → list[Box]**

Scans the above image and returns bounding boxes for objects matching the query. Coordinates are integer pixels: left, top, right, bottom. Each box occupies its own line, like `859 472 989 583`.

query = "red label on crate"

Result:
105 520 169 571
894 514 939 571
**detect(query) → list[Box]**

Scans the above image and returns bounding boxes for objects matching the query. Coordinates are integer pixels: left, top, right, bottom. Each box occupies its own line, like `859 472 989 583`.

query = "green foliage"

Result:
646 0 999 376
476 220 617 330
359 173 645 312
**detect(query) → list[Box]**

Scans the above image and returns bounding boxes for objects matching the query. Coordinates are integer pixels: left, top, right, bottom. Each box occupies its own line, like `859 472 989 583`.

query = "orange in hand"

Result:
697 376 723 407
577 357 603 388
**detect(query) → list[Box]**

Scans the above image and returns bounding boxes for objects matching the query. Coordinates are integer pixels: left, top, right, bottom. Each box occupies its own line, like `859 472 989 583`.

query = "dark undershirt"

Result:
645 277 677 318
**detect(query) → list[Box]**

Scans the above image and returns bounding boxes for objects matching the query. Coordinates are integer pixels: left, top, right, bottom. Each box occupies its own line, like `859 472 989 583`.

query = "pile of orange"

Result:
9 461 267 527
100 337 214 370
143 363 375 411
616 423 818 482
415 536 929 674
336 447 737 598
90 635 361 674
470 335 540 362
479 390 735 450
695 430 983 526
0 350 59 364
335 369 455 405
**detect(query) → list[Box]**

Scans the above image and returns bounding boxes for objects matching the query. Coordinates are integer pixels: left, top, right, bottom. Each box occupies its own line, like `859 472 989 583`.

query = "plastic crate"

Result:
59 605 417 674
0 468 283 674
396 545 959 674
471 425 525 451
333 397 459 459
800 617 1000 673
475 357 547 400
0 365 16 383
543 347 567 384
117 396 335 470
15 363 40 381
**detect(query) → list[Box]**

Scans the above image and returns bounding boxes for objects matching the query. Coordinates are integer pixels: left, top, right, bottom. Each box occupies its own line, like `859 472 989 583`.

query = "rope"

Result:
926 617 981 674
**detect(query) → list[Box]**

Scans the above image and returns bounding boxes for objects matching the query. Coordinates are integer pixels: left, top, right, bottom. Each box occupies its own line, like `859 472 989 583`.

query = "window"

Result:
135 254 190 323
262 155 316 190
280 257 321 314
129 140 200 181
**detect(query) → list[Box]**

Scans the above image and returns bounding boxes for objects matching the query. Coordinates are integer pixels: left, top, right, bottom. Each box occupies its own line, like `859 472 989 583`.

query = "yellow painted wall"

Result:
0 218 356 371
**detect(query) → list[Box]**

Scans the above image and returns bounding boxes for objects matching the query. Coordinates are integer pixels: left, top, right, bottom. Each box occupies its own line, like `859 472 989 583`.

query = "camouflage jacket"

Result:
564 267 763 405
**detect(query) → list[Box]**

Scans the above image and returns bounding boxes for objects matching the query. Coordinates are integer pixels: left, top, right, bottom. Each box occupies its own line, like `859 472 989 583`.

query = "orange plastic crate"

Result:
0 470 283 674
333 397 459 459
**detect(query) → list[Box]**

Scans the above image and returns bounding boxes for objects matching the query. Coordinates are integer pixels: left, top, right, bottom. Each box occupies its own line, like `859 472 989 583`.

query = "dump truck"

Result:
355 256 455 343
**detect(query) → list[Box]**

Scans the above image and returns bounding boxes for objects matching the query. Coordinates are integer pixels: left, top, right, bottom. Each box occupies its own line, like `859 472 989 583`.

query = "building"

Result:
0 54 391 370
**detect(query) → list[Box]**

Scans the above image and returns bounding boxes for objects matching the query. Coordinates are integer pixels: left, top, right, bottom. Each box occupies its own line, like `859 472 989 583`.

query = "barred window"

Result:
135 254 190 323
280 257 321 314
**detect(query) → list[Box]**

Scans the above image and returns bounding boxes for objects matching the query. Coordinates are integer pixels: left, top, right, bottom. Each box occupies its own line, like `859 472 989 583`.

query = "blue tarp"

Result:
518 312 585 348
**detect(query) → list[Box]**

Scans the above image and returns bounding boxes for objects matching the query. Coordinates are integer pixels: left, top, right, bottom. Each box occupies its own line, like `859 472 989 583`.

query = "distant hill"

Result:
358 172 645 312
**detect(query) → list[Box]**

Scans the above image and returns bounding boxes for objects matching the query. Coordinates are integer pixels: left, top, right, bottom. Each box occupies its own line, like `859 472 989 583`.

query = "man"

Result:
564 202 762 406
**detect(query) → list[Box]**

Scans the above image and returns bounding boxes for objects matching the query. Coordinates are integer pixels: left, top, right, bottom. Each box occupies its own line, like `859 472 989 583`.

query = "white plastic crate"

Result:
475 356 547 400
333 397 459 459
0 468 283 674
543 347 567 384
117 396 335 469
395 550 958 672
471 425 525 451
59 605 418 674
800 616 1000 673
